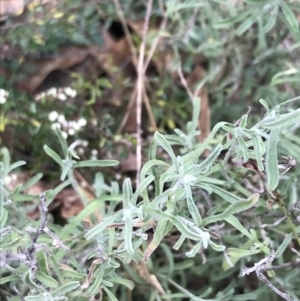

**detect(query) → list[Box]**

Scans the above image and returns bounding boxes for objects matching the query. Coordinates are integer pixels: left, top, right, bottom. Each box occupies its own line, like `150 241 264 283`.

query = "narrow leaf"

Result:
154 132 179 171
74 159 119 168
280 1 299 31
265 128 280 191
202 194 259 226
44 145 64 167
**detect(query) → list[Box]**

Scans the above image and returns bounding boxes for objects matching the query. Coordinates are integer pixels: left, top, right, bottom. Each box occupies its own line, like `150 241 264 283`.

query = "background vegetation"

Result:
1 0 300 301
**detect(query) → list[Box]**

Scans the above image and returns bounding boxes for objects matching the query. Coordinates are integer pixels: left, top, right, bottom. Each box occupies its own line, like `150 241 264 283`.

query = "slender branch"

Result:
143 3 168 72
177 65 194 102
135 0 153 187
241 251 296 301
112 0 138 67
263 261 300 271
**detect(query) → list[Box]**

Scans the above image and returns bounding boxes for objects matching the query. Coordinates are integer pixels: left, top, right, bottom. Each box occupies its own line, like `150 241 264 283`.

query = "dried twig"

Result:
241 250 297 301
112 0 138 67
143 1 168 72
25 194 69 266
177 65 194 102
135 0 153 187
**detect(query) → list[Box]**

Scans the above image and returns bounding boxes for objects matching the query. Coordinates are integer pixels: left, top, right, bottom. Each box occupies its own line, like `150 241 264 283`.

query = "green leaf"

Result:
0 208 8 228
0 236 24 250
124 213 134 256
132 175 154 205
0 274 19 284
259 99 270 113
21 173 43 192
184 185 202 226
24 269 43 290
244 0 269 4
173 235 186 251
280 1 299 31
74 159 119 168
140 159 169 181
52 281 81 297
227 247 261 259
225 216 252 239
154 132 179 171
65 195 122 233
144 218 172 261
262 14 276 33
202 193 259 226
85 261 108 295
209 240 226 252
9 160 26 172
193 144 223 174
9 193 39 202
54 127 68 156
36 250 50 275
186 241 203 257
102 285 119 301
35 270 58 288
236 15 258 36
213 11 251 28
275 232 293 258
110 277 135 290
265 128 280 191
191 97 201 132
263 109 300 129
45 179 72 205
251 134 265 171
0 148 10 175
85 211 123 240
44 145 64 167
123 178 133 208
210 184 243 204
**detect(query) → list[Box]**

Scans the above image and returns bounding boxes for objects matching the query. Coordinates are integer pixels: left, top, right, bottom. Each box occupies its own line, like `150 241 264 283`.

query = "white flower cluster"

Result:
0 89 9 104
35 87 77 101
49 111 87 139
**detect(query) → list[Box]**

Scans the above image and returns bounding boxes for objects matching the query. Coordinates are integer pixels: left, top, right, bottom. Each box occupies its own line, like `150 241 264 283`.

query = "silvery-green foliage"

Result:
1 97 300 300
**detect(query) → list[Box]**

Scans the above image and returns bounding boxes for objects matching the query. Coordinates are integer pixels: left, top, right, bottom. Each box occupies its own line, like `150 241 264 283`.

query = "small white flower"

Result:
68 128 75 136
147 185 154 191
77 147 84 155
78 118 87 127
0 89 9 97
57 93 67 101
68 120 77 129
82 140 88 147
48 111 59 122
91 149 98 156
58 115 66 124
61 131 68 139
48 87 57 96
64 87 77 97
0 95 6 104
51 123 61 130
72 122 81 131
115 174 121 180
0 89 9 104
5 175 11 184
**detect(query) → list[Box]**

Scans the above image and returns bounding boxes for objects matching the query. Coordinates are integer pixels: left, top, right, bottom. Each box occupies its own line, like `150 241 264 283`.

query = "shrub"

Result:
1 97 300 301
